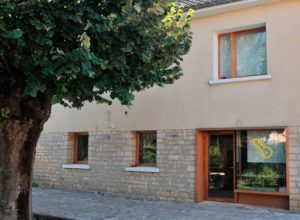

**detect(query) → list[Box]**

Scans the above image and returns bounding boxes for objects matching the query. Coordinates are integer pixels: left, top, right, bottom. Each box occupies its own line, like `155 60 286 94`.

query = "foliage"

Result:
0 167 12 175
143 148 156 163
0 2 192 217
237 164 281 191
0 107 10 118
0 0 193 108
209 145 224 170
0 199 6 208
32 182 39 187
255 165 280 186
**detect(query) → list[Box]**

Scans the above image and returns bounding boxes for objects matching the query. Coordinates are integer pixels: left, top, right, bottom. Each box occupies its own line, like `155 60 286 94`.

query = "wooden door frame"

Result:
195 130 206 202
204 130 237 203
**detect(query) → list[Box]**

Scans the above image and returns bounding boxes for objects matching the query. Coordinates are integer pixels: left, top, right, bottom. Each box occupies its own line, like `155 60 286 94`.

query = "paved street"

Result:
33 188 300 220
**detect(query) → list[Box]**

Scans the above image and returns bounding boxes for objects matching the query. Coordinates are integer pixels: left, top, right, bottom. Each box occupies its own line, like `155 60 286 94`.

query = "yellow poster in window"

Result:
247 130 286 163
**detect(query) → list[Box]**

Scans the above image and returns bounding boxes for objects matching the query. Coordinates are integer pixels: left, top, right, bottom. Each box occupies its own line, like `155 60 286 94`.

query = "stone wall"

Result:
288 127 300 211
34 127 299 209
33 132 72 187
33 129 196 202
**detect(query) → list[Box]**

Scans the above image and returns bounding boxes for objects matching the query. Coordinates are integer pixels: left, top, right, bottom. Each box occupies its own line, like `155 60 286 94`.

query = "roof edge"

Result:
192 0 285 18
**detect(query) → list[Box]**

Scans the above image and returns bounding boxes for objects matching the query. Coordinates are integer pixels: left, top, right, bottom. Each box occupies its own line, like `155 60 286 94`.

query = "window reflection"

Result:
220 34 232 79
219 27 267 79
236 130 286 192
139 132 157 164
236 30 267 77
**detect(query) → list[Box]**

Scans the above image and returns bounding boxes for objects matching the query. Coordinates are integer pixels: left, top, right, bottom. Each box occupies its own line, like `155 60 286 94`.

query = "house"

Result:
33 0 300 210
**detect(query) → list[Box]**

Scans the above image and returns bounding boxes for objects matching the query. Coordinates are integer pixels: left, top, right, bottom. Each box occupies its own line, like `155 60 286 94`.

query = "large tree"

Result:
0 0 192 219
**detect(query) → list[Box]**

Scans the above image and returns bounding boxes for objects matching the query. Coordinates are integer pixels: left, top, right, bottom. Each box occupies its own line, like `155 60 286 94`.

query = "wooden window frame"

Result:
134 131 157 167
218 27 266 79
73 132 89 164
234 128 289 194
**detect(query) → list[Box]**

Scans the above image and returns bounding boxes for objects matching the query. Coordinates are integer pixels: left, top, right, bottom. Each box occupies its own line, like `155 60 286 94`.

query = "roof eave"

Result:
192 0 285 18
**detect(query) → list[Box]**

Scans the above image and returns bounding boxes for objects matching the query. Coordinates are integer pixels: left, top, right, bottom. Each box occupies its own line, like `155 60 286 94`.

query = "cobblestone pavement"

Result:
33 188 300 220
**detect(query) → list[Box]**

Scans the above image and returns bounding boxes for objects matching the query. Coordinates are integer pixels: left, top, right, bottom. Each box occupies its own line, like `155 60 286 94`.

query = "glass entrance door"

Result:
208 133 234 200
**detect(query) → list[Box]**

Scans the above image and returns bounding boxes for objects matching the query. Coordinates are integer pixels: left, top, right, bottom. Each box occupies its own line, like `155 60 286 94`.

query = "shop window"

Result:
219 27 267 79
73 133 89 164
236 129 286 193
135 131 157 166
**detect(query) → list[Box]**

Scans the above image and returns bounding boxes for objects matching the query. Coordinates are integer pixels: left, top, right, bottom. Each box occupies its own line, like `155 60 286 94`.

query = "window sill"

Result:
124 166 159 173
208 74 271 85
62 164 90 170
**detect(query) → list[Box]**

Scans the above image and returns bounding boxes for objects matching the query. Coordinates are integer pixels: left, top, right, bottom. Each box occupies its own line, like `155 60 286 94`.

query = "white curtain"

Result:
236 31 267 77
220 34 231 78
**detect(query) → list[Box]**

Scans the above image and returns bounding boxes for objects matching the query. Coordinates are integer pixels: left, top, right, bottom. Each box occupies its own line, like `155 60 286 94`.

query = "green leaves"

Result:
0 0 193 108
134 3 142 13
80 32 91 51
3 28 23 39
148 3 165 15
0 107 10 118
23 78 47 97
29 19 44 31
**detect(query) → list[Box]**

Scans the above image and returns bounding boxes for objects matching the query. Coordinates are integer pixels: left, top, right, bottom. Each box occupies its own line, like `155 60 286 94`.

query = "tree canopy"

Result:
0 0 193 110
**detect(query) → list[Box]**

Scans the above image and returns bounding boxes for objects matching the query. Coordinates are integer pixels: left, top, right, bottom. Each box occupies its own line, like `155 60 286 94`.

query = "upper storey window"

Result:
219 27 267 79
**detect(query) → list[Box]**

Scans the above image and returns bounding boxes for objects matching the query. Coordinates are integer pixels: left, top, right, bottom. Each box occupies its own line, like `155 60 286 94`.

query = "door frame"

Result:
204 130 237 203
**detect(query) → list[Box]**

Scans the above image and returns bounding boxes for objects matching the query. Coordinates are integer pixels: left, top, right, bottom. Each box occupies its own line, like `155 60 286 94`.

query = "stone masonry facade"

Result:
288 127 300 211
34 127 300 210
33 129 196 202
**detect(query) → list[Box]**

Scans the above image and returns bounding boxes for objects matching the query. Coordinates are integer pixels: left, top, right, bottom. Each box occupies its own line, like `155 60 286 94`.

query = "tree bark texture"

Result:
0 95 51 220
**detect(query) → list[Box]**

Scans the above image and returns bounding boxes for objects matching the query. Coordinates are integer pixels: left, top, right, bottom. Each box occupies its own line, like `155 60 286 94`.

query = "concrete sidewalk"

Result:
33 188 300 220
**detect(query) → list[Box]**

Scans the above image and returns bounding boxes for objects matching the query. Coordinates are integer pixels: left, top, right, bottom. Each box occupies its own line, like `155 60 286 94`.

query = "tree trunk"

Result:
0 97 51 220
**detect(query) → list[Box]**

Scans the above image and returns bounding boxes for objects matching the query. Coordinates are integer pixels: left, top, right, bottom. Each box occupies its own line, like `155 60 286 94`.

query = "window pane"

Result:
236 130 286 193
139 132 157 164
220 34 231 79
236 30 267 77
208 135 234 199
77 135 88 161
